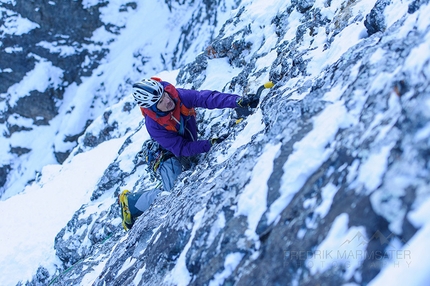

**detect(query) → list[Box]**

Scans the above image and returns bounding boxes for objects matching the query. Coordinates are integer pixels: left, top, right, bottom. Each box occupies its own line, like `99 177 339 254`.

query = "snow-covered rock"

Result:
1 0 429 285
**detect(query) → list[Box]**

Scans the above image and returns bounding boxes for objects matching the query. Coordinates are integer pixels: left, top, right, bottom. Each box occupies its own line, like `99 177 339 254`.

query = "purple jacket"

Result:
144 81 239 157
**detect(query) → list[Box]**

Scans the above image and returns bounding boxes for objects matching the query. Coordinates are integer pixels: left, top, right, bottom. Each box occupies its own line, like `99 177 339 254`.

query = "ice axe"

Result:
235 81 275 121
256 81 275 97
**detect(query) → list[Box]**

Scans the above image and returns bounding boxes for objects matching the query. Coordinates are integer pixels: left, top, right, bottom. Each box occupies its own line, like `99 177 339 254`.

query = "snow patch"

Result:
0 8 39 36
236 143 281 239
0 138 124 285
209 252 245 286
164 209 205 286
267 101 351 224
6 59 64 107
306 213 367 280
217 109 265 163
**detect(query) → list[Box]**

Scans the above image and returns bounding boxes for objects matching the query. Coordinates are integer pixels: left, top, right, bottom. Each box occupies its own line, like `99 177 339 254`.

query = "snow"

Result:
0 58 67 199
306 21 367 77
281 9 303 42
267 101 353 224
164 209 206 286
306 213 367 280
7 59 64 106
415 121 430 142
0 0 429 285
217 108 266 163
0 7 39 36
384 0 410 28
1 0 195 198
207 211 226 247
369 222 429 286
209 252 245 286
81 259 109 285
408 197 430 228
356 144 393 193
36 41 78 57
117 257 136 277
236 143 281 238
203 58 242 91
82 0 100 8
133 264 147 285
0 137 125 285
314 183 339 218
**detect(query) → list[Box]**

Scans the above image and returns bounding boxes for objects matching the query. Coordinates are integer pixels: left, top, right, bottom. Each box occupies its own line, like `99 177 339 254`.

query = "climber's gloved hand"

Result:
236 94 259 108
210 134 229 146
235 94 259 118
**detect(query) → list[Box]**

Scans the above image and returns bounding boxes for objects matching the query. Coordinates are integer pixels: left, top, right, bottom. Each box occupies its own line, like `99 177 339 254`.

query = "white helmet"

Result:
132 78 164 108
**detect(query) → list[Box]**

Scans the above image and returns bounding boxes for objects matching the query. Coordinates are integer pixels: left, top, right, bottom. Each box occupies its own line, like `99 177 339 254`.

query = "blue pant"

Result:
158 157 183 191
134 157 182 212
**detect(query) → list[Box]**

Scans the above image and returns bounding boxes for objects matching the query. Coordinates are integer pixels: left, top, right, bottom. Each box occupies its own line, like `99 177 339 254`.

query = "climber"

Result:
119 77 260 230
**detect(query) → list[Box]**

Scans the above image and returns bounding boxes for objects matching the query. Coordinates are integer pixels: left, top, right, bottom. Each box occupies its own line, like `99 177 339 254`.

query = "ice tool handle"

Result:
234 81 274 124
254 81 274 98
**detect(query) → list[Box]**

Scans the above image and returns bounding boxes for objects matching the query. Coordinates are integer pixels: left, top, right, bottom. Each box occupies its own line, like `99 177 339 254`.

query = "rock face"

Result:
9 0 430 285
0 0 105 94
0 0 233 197
0 0 109 196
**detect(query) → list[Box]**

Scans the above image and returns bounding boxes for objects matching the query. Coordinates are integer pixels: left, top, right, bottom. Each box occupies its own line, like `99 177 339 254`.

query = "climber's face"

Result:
157 92 175 112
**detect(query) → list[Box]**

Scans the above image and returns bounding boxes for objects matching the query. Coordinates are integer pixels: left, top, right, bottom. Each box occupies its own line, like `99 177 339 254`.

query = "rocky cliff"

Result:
2 0 429 285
